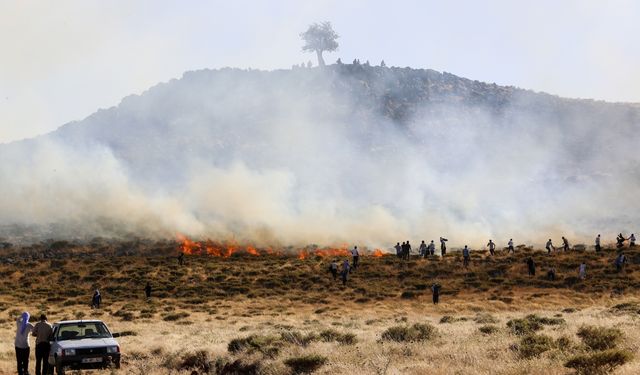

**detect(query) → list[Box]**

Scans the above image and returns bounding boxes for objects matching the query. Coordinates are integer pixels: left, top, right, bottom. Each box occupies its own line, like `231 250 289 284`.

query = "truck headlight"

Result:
106 346 119 353
63 349 76 356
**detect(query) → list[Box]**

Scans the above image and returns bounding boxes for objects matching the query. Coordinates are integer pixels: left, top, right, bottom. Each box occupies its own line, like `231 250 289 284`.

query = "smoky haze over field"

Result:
1 64 639 247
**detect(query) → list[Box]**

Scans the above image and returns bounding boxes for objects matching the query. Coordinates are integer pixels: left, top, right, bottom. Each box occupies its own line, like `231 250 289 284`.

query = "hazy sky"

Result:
1 0 639 143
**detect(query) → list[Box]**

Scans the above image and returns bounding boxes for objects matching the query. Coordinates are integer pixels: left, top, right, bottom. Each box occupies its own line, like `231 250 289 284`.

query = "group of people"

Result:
14 312 53 375
328 246 360 286
395 237 449 259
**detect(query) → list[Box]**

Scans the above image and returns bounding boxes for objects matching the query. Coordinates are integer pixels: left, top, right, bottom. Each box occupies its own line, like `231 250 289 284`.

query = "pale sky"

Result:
1 0 639 143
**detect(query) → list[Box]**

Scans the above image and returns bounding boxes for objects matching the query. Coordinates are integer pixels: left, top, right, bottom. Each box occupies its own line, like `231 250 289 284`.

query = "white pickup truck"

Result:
47 320 121 375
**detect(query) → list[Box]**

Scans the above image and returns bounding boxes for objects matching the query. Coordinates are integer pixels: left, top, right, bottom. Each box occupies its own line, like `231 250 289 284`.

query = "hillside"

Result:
0 64 639 244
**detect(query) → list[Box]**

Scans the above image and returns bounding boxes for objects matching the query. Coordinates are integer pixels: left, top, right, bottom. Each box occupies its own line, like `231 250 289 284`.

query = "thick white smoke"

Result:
0 67 638 249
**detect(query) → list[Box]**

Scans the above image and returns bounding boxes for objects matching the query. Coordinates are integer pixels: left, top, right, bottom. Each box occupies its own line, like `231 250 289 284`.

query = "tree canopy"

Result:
300 22 339 67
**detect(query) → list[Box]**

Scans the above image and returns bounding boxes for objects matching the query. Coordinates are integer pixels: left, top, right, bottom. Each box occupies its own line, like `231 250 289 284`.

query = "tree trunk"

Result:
316 50 325 67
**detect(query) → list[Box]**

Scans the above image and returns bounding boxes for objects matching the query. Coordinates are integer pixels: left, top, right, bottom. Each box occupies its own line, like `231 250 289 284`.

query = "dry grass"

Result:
0 242 639 373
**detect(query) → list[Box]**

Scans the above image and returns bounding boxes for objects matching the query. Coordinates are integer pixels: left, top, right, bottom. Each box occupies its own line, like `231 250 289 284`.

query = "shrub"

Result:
381 323 437 342
180 350 213 373
227 335 281 357
280 331 318 347
284 354 327 374
474 313 498 324
507 318 542 336
162 312 190 321
526 314 566 326
479 325 499 335
565 349 633 374
516 334 555 359
319 329 357 345
576 326 623 351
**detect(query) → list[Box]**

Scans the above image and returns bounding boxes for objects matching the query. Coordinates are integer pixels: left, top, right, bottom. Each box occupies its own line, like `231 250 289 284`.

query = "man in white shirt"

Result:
351 246 360 270
508 239 514 253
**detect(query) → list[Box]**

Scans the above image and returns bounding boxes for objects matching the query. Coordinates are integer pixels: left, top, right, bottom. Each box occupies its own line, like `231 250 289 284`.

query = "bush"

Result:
576 326 623 351
162 312 190 321
526 314 566 326
478 325 499 335
319 329 357 345
227 335 281 357
474 313 498 324
284 354 327 374
565 349 633 374
516 334 555 359
506 318 542 336
180 350 213 373
381 323 437 342
280 331 318 347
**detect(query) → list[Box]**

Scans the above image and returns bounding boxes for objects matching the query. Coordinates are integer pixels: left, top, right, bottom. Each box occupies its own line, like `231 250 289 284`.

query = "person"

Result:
629 234 636 247
616 233 626 248
341 259 350 286
526 257 536 276
178 252 185 266
400 242 406 259
462 245 470 268
545 239 554 254
144 282 152 299
394 242 402 258
404 240 412 260
578 262 586 279
440 237 448 256
508 239 514 254
15 311 34 375
431 283 441 305
32 314 52 375
428 240 436 256
547 267 556 281
419 240 428 257
615 253 627 272
562 237 570 252
329 259 338 280
487 240 496 256
91 289 102 309
351 246 360 270
595 234 601 252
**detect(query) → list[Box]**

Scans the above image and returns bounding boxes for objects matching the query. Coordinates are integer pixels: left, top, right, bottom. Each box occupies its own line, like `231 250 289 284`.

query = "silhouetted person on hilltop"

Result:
404 241 412 260
144 282 152 299
429 240 436 256
562 237 570 252
616 233 626 248
462 245 470 268
595 234 601 252
487 240 496 256
431 283 441 304
508 239 514 254
395 242 402 258
400 242 406 259
545 239 554 254
526 257 536 276
440 237 448 256
419 240 427 257
629 234 636 247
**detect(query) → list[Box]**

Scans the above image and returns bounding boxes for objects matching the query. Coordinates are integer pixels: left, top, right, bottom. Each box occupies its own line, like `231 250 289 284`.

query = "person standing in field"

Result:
404 241 412 260
178 252 185 266
395 242 402 258
341 259 350 286
462 245 471 268
440 237 448 256
329 259 338 280
615 253 627 272
91 289 102 309
144 282 152 299
629 234 636 247
508 239 514 254
545 239 554 254
431 283 441 304
487 240 496 256
15 311 34 375
351 246 360 270
595 234 601 252
429 240 436 256
419 240 428 257
32 314 52 375
526 257 536 276
400 242 406 259
578 262 586 279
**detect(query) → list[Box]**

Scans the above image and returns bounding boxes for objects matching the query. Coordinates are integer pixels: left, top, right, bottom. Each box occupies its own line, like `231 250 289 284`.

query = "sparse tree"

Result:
336 58 343 65
380 60 386 67
300 22 339 67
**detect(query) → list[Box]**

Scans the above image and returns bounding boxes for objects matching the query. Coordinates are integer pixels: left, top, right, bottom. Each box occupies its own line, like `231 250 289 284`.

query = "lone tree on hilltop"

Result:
300 22 339 67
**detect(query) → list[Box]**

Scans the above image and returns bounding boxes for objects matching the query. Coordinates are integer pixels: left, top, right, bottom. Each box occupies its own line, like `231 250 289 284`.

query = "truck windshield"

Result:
56 322 111 341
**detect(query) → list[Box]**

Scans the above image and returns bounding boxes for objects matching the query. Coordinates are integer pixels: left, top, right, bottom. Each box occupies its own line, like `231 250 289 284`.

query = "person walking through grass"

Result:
341 259 350 286
508 239 514 254
545 239 554 254
562 236 570 252
329 259 338 280
15 311 33 375
32 314 52 375
615 253 627 272
91 289 102 309
462 245 471 268
595 234 601 252
351 246 360 270
404 240 412 260
431 283 441 304
144 282 152 299
486 240 496 256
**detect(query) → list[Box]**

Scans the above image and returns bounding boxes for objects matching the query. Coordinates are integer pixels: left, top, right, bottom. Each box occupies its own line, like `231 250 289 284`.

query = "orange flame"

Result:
177 233 202 255
372 249 384 257
246 245 259 256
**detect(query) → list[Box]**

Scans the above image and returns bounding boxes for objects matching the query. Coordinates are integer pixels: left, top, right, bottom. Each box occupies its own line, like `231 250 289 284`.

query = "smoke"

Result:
0 66 638 249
